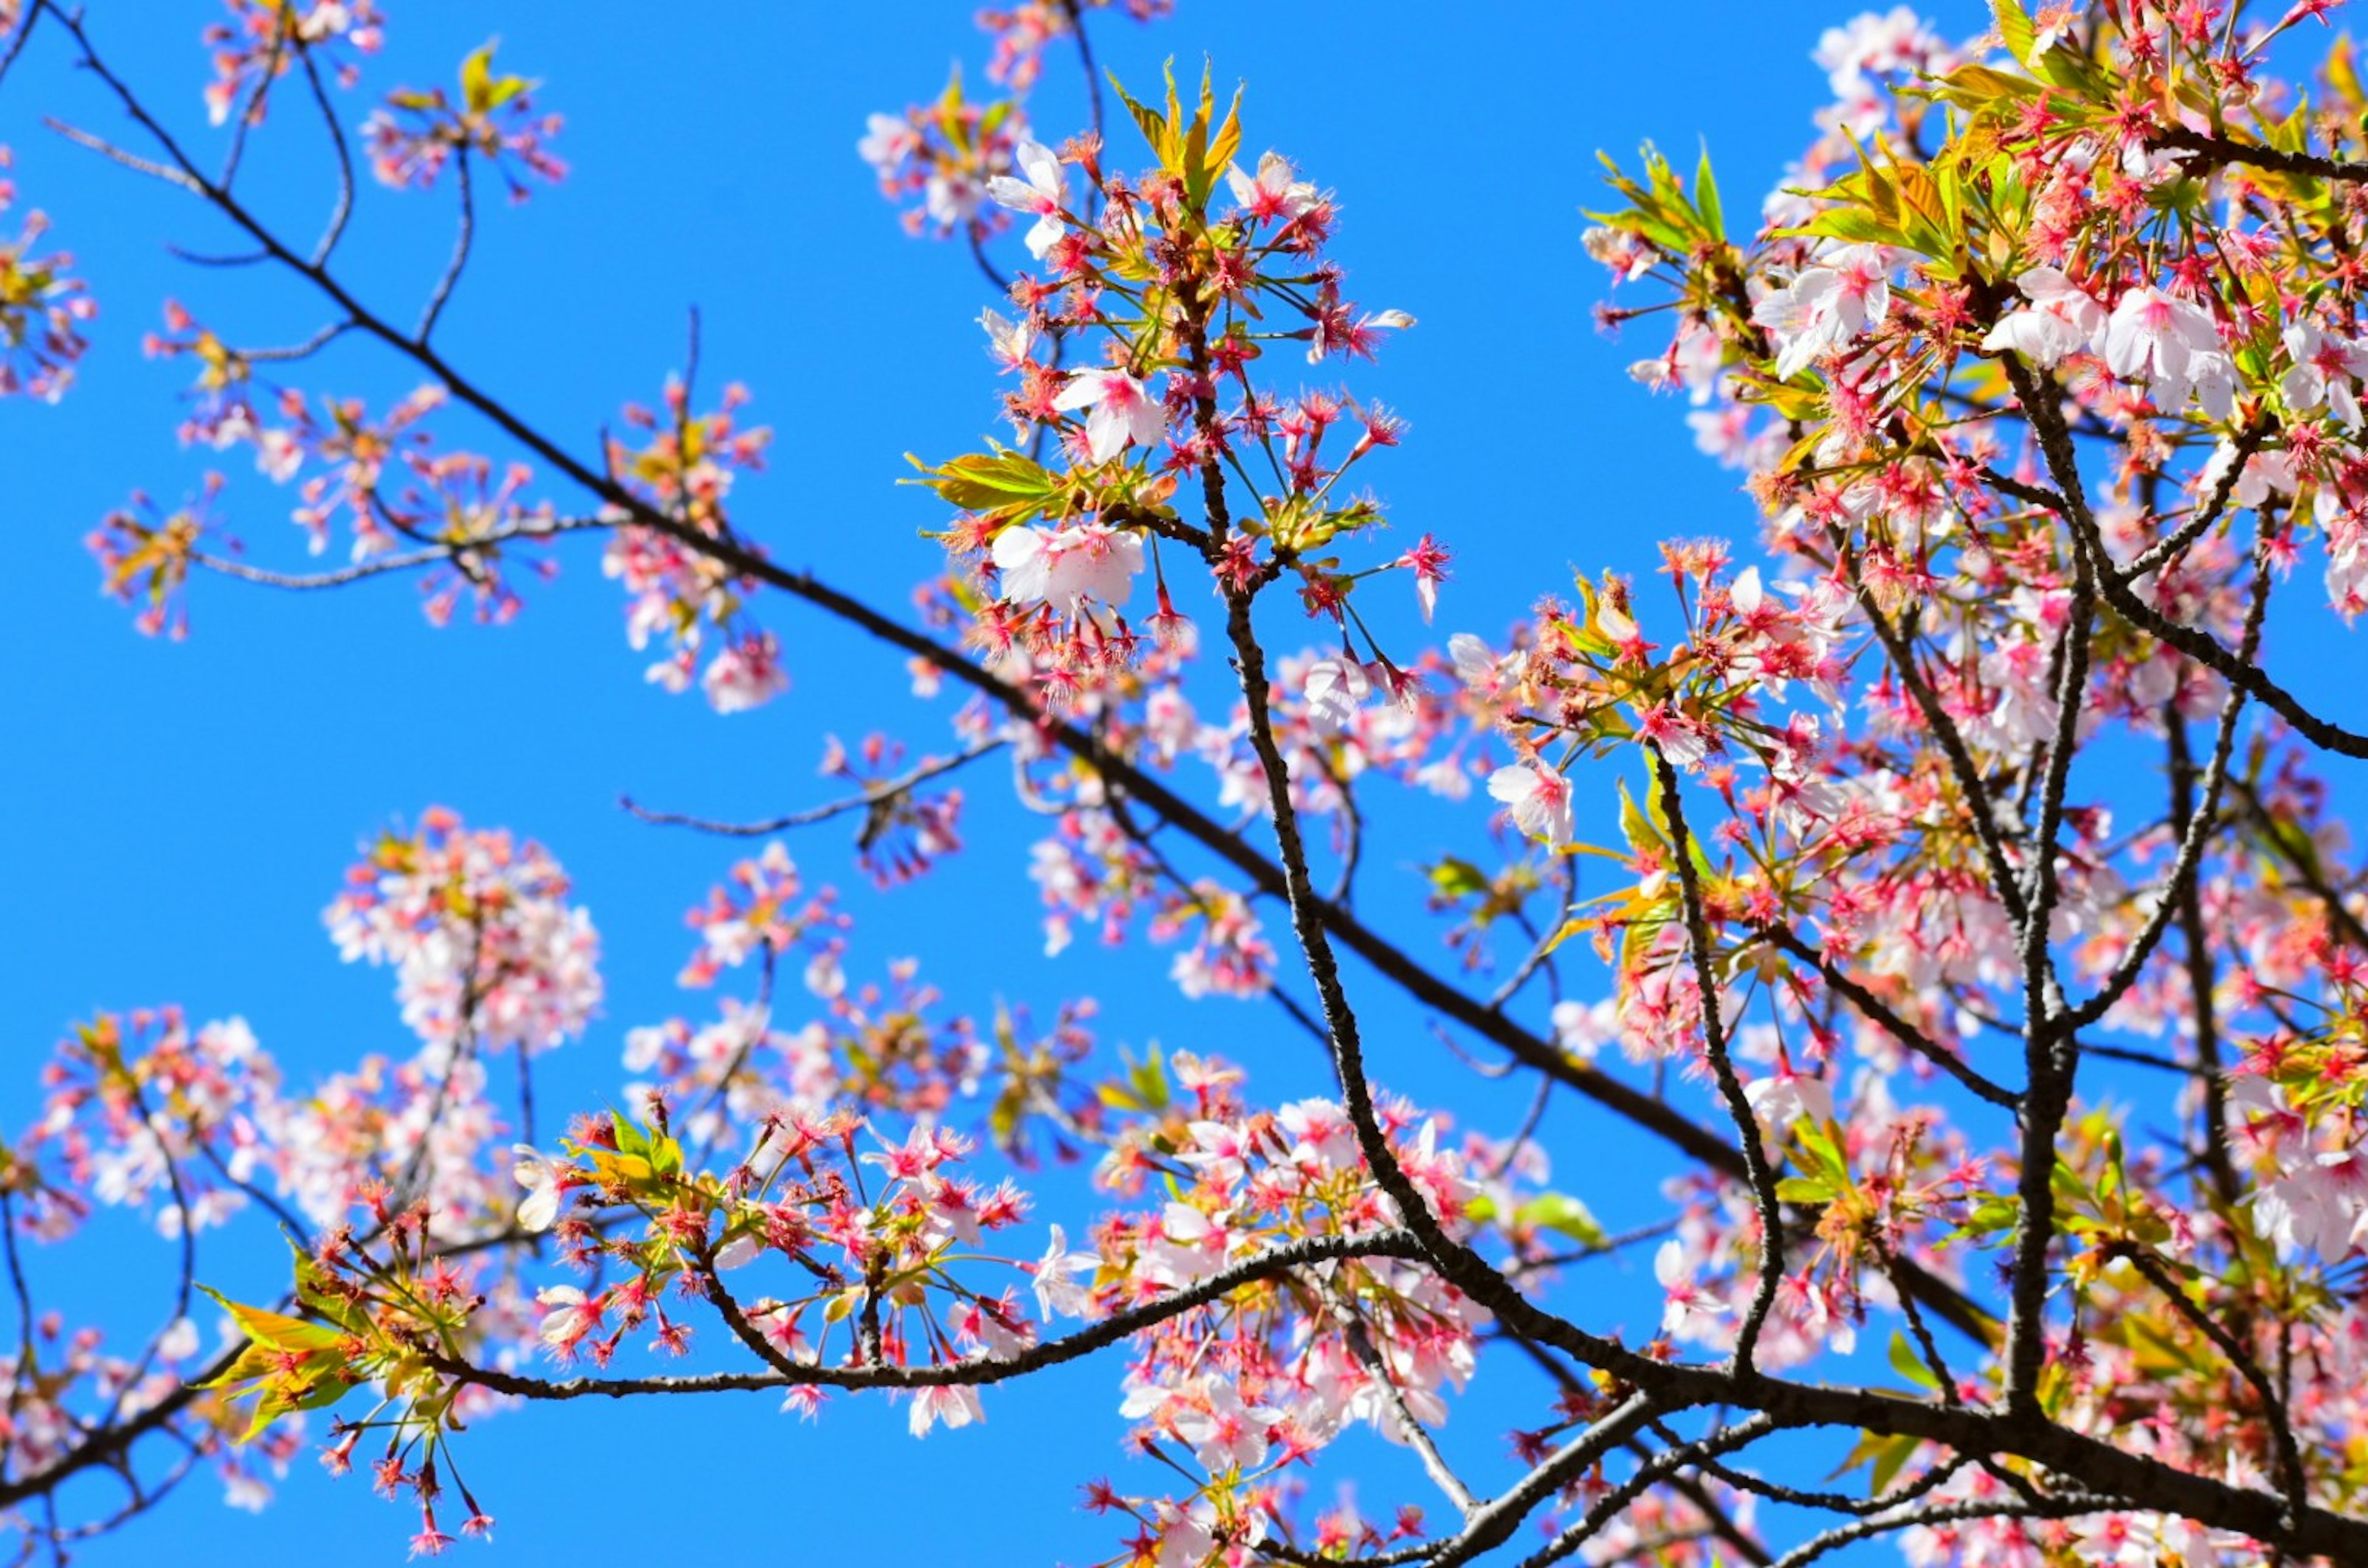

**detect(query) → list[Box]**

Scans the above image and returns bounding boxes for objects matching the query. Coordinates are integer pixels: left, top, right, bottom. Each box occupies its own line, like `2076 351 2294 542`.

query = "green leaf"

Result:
197 1285 340 1355
1991 0 2036 65
291 1239 370 1334
1888 1329 1942 1392
1794 1118 1852 1189
903 446 1065 525
1922 62 2047 111
1178 61 1241 210
482 75 532 112
1126 1043 1170 1112
1514 1192 1606 1247
454 40 534 115
459 41 494 105
2121 1310 2202 1377
1833 1427 1922 1495
1616 778 1666 858
2332 34 2366 109
1426 856 1492 901
1868 1429 1922 1494
1774 205 1910 251
1948 1193 2021 1245
1693 144 1724 242
1104 61 1244 215
1112 73 1176 168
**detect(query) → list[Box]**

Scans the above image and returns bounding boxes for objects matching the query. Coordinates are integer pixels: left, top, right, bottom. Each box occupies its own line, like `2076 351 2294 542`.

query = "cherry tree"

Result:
7 1 2368 1563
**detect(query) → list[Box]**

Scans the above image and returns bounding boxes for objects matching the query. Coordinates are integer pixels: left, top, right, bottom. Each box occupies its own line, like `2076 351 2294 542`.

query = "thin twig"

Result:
295 43 356 264
417 147 475 343
1760 924 2019 1109
621 740 1006 837
42 118 199 189
1649 745 1785 1374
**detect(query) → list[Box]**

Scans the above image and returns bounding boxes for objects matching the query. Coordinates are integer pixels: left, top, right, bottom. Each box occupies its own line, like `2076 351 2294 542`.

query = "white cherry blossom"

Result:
1051 366 1163 462
990 520 1144 613
982 138 1066 259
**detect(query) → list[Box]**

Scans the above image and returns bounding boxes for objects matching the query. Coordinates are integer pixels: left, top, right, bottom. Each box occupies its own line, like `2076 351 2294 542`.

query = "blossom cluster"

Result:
87 475 229 639
1071 1053 1491 1566
200 0 384 128
599 377 782 709
364 40 566 198
1553 6 2368 1540
25 810 607 1247
973 0 1170 92
0 147 96 403
323 807 602 1057
908 73 1427 737
857 72 1038 242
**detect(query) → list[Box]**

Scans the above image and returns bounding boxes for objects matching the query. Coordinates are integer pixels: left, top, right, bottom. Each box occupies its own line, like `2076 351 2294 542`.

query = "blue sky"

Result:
0 1 2137 1562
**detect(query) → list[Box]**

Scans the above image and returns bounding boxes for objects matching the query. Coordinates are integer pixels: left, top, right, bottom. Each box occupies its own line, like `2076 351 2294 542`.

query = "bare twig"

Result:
622 739 1005 838
417 147 475 343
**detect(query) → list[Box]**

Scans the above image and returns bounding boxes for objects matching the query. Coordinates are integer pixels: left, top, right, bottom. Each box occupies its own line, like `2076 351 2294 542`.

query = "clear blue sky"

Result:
6 1 2219 1563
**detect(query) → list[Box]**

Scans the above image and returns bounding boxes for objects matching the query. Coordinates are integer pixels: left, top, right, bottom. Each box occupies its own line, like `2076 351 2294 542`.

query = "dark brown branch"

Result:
1996 358 2096 1413
186 515 605 591
295 42 355 265
2054 549 2267 1037
1843 548 2030 927
1648 745 1785 1373
1424 1395 1667 1567
2155 123 2368 184
2116 417 2271 585
438 1228 1424 1398
1766 1493 2108 1568
2115 1244 2307 1522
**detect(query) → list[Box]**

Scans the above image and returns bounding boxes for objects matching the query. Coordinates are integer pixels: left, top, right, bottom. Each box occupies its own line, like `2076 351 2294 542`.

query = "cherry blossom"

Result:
364 41 567 198
1751 245 1891 379
35 7 2368 1565
701 631 791 713
1486 761 1573 847
1051 366 1163 463
990 519 1143 612
857 70 1035 242
201 1 383 127
324 807 602 1057
2100 287 2221 413
2282 318 2368 431
1979 265 2104 368
982 138 1066 259
1225 151 1318 226
0 149 96 403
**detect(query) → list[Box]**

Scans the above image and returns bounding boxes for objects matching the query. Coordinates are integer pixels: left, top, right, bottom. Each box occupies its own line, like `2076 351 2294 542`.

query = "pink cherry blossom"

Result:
2102 287 2221 411
1486 761 1574 847
990 520 1143 612
1751 245 1891 379
982 138 1066 258
2282 318 2368 430
1980 265 2104 367
1050 366 1164 462
1225 151 1318 225
701 631 792 714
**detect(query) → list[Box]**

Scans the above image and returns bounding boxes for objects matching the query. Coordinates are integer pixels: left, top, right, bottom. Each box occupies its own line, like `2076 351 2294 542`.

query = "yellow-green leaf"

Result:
197 1285 340 1354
